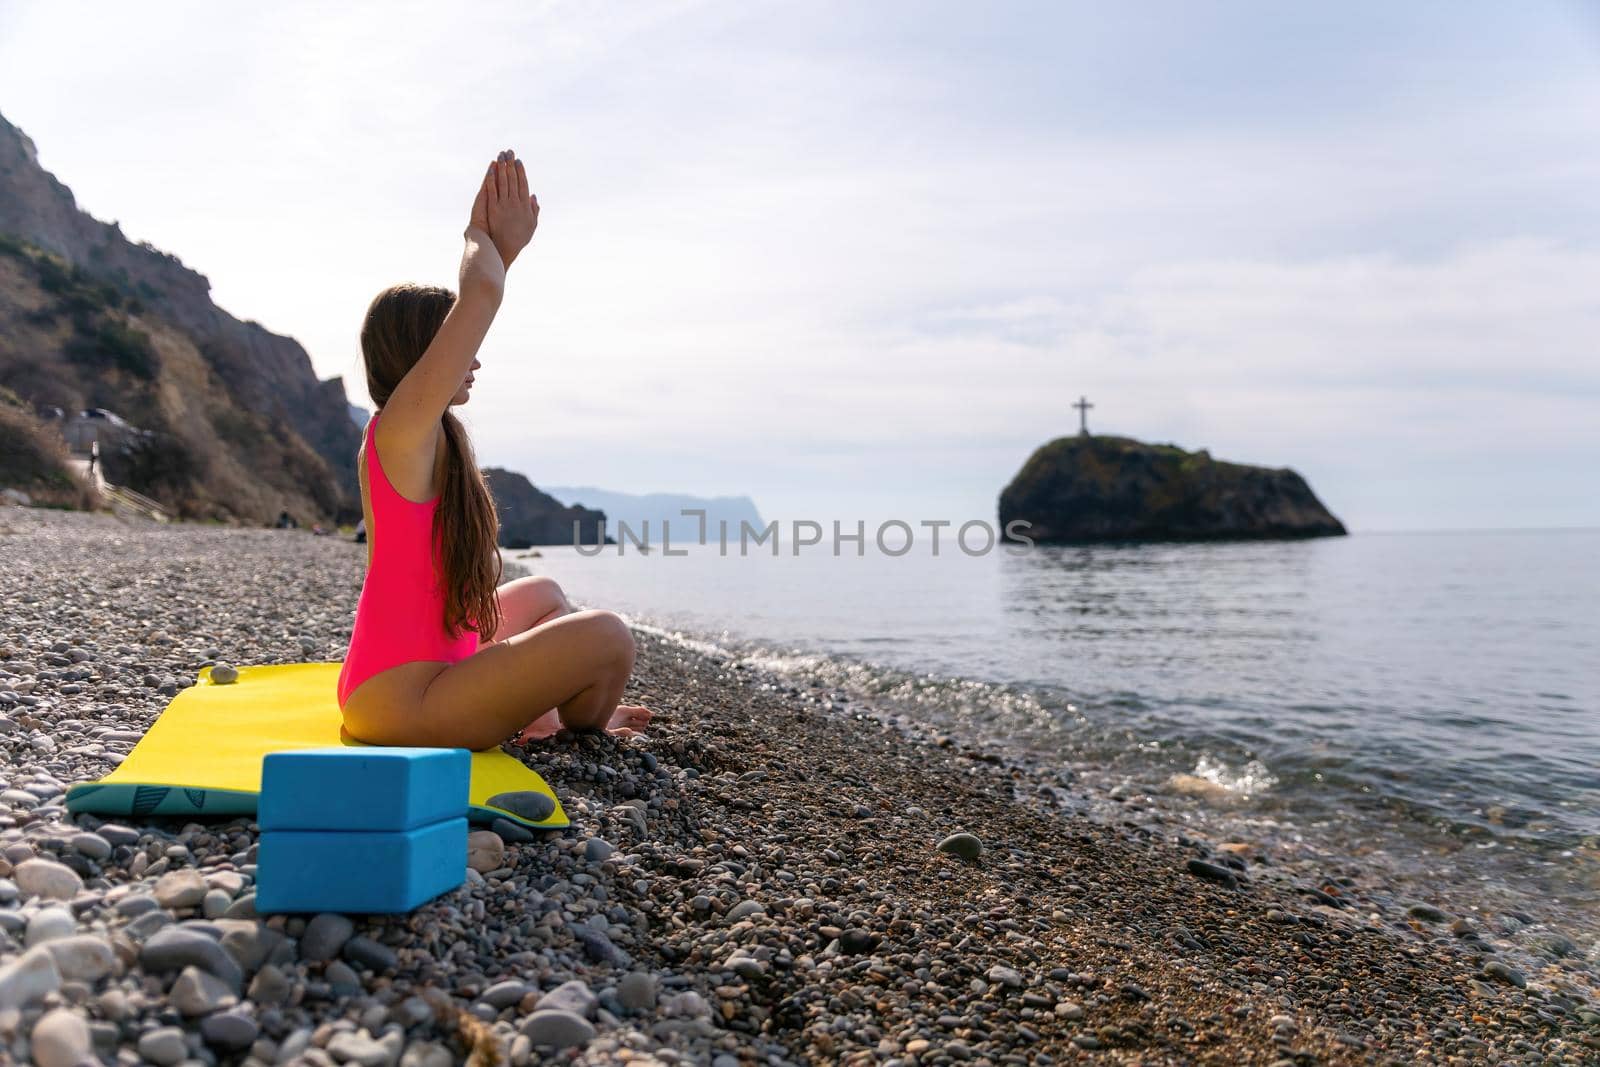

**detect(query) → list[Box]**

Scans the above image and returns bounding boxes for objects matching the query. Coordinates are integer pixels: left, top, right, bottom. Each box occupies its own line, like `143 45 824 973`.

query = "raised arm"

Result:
380 155 535 449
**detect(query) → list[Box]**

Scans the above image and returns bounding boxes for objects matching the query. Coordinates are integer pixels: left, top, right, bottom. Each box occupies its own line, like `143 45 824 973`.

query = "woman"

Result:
336 149 652 751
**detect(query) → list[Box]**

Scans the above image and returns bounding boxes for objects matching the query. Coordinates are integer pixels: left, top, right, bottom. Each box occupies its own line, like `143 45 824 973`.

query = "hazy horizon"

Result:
2 1 1596 532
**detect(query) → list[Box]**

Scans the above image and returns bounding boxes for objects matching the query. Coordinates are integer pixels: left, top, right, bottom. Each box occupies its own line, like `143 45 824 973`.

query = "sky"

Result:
1 0 1597 530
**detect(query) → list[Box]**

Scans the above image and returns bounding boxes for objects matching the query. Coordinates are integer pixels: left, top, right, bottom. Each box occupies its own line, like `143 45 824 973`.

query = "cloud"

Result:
2 1 1597 528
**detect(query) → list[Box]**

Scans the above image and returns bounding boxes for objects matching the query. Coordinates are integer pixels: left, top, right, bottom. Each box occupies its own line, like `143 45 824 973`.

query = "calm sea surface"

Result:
514 529 1599 936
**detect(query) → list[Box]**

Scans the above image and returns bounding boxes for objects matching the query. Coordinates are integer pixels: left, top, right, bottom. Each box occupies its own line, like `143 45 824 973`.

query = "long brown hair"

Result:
359 283 502 642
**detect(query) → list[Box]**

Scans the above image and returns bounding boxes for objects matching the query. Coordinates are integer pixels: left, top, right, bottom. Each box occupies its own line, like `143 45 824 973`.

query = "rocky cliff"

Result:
0 110 360 523
999 434 1347 543
484 468 608 548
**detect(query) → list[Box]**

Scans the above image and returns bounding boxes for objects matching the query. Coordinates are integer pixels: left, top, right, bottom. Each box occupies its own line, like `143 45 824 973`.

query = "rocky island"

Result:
1000 433 1347 544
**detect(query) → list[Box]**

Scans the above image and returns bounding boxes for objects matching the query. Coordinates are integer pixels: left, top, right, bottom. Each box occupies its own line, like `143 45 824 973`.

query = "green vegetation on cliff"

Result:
0 385 96 510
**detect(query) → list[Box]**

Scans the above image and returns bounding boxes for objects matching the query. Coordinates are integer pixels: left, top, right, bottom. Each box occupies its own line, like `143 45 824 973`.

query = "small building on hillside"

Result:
60 408 137 454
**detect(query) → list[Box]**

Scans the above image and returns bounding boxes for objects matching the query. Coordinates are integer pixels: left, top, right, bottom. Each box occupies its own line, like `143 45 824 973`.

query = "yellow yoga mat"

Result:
65 662 569 829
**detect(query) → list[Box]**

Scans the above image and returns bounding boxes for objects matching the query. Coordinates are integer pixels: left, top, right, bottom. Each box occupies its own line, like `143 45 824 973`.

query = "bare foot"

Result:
515 704 654 743
605 704 654 739
514 708 562 744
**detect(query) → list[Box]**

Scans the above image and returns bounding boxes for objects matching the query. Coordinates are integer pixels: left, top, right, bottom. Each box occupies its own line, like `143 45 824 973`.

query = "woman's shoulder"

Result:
369 409 446 504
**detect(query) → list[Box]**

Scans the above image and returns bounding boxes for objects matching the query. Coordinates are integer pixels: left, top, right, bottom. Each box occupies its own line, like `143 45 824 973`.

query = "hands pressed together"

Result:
469 148 539 269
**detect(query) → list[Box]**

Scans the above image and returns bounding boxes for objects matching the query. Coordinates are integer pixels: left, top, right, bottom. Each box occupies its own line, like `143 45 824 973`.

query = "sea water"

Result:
515 528 1599 942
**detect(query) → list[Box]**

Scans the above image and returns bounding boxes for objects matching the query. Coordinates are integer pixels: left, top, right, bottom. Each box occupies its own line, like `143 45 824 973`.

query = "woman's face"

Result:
449 357 482 406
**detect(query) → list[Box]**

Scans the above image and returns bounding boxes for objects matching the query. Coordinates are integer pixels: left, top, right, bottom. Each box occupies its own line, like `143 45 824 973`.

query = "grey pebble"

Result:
136 1026 187 1066
727 899 765 920
139 927 243 990
936 832 983 861
301 912 354 961
537 979 598 1019
114 892 160 917
571 922 630 966
480 979 531 1009
521 1008 596 1049
486 790 555 823
171 964 238 1015
342 935 397 973
326 959 362 996
1483 960 1527 988
1185 858 1239 889
490 816 535 844
200 1009 258 1050
616 971 658 1012
201 887 232 918
68 832 111 860
326 1029 389 1066
248 962 291 1006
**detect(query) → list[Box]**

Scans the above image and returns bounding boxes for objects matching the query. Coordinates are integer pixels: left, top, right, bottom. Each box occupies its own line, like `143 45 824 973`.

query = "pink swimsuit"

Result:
337 410 480 709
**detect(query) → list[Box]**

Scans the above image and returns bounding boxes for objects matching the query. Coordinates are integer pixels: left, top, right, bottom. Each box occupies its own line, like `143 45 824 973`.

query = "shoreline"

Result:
0 506 1594 1064
604 613 1600 992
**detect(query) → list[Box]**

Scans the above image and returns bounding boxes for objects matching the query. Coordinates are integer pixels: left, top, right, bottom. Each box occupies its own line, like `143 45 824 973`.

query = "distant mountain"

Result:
484 469 607 548
999 434 1346 543
544 486 764 543
347 402 369 428
0 110 360 523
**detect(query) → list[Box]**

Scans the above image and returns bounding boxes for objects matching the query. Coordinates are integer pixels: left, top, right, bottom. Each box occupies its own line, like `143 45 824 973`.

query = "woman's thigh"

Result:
490 576 570 643
339 659 450 745
346 610 633 750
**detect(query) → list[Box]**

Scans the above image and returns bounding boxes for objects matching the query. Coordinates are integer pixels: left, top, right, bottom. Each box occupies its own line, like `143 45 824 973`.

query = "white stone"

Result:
24 907 76 947
171 965 237 1016
30 1007 90 1067
13 859 82 901
0 944 61 1010
153 868 208 909
466 830 505 874
43 934 115 982
137 1026 187 1066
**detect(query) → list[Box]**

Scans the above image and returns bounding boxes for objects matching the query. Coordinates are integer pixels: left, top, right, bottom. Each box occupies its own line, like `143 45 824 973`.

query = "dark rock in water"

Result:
999 435 1346 543
484 469 607 548
1407 903 1451 923
488 791 556 824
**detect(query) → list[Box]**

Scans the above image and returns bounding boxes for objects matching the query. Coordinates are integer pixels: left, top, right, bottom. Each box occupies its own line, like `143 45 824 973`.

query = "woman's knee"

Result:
530 575 569 606
577 609 635 666
507 575 568 612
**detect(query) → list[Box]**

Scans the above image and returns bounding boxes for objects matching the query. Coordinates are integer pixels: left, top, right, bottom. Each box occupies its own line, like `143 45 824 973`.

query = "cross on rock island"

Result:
1073 395 1094 436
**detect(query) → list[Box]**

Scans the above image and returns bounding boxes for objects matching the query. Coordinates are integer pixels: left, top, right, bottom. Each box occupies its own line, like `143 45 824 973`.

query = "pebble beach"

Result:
0 506 1595 1066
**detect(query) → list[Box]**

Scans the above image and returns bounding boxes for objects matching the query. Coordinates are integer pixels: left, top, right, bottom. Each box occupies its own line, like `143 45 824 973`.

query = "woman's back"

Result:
337 410 479 709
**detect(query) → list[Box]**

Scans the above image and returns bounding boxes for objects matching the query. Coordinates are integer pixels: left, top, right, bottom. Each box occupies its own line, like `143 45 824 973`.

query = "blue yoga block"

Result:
258 747 469 832
255 818 467 914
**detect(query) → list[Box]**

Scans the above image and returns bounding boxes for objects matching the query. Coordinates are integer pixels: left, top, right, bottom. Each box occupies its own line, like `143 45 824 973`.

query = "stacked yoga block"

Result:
255 747 470 913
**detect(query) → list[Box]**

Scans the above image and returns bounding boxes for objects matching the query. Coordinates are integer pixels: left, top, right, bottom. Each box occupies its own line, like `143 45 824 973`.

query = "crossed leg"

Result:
490 576 652 741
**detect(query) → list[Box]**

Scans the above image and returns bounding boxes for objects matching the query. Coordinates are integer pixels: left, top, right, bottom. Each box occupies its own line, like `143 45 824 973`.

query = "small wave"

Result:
627 620 738 661
1166 754 1279 803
